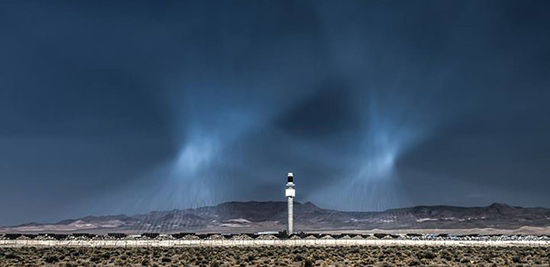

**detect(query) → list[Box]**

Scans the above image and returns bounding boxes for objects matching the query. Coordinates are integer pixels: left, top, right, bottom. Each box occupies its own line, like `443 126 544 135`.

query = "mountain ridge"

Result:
2 201 550 233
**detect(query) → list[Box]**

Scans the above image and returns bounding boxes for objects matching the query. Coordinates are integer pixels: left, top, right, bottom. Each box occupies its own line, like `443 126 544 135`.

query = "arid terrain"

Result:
1 246 549 266
3 202 550 234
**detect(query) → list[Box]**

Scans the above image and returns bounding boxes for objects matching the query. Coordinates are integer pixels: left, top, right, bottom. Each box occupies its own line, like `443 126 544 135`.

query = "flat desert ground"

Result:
1 246 550 266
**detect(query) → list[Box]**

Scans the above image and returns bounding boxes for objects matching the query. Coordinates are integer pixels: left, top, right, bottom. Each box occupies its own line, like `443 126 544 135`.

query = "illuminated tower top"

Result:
285 172 295 197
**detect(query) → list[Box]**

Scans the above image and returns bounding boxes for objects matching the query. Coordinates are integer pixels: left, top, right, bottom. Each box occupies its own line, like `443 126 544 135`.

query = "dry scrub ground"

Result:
1 246 549 266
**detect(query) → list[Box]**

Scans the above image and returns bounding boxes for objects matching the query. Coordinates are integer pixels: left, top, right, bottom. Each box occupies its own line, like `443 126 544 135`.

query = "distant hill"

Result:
2 202 550 233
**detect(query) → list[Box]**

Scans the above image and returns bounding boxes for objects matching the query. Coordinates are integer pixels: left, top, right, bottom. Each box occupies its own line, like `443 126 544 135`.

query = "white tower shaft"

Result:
287 195 293 234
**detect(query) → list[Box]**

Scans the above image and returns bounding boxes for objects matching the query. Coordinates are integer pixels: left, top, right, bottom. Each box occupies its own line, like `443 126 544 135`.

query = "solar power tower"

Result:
285 172 295 235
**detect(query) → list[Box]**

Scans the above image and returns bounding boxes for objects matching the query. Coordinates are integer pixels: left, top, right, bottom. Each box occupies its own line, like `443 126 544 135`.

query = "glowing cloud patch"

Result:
173 137 219 176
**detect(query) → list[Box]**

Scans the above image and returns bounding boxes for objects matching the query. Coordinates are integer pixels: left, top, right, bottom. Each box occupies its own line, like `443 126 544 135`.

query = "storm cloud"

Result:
0 0 549 226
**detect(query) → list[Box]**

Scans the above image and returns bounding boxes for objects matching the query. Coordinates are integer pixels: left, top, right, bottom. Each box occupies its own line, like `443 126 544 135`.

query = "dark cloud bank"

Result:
0 0 549 226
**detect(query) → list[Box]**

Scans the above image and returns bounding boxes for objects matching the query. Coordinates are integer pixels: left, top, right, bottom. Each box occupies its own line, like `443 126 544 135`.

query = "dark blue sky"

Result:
1 0 549 226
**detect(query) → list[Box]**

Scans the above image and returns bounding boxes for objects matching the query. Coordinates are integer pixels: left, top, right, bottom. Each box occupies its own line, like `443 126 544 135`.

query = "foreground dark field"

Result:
1 246 549 267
